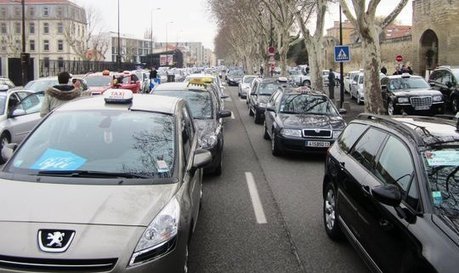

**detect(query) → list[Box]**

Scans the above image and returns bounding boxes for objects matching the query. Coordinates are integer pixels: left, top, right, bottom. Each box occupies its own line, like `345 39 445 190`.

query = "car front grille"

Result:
410 96 432 107
0 255 117 272
302 129 332 138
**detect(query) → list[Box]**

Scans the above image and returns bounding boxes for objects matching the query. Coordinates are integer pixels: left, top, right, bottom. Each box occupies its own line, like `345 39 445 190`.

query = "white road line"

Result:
231 112 235 119
245 172 267 224
225 97 232 102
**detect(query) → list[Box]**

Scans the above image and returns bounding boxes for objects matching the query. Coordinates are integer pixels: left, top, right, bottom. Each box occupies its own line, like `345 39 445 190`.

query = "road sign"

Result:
396 55 403 62
334 45 351 62
268 55 276 64
267 46 275 56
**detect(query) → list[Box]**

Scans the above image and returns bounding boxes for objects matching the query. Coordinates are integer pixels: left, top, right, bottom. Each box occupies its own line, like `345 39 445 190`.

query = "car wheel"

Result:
263 122 270 140
324 183 342 240
271 133 282 156
249 107 254 116
0 133 10 164
387 101 397 115
254 112 262 124
452 98 459 113
303 80 310 86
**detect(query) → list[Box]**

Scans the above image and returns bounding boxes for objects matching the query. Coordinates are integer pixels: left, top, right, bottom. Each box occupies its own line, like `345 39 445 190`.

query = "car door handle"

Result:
362 185 371 195
379 219 394 231
338 161 345 170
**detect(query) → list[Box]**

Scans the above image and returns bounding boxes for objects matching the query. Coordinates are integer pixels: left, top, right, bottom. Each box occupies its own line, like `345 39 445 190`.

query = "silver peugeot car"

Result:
0 89 211 273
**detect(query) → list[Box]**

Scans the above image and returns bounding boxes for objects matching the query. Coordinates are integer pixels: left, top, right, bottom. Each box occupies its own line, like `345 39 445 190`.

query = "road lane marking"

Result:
245 172 267 224
225 97 232 102
231 112 235 119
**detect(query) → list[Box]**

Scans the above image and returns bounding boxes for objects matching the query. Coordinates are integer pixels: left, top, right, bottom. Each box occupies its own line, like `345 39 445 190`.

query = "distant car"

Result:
24 77 59 93
152 80 231 175
288 69 310 86
0 89 212 273
343 70 361 93
248 78 289 124
112 71 141 93
381 74 444 115
226 70 244 86
350 72 385 105
83 71 113 95
428 65 459 112
185 74 227 108
0 77 15 89
238 75 257 98
0 90 44 164
323 114 459 273
264 87 346 156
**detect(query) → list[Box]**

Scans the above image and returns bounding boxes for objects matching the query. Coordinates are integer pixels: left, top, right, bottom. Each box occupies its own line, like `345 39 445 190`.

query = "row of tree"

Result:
209 0 409 114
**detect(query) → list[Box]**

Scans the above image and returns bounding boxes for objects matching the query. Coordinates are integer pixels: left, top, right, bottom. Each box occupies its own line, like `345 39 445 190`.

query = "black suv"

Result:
323 114 459 273
428 66 459 113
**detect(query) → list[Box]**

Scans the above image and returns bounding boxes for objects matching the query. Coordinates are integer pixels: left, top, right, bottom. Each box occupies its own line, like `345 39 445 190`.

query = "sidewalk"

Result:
328 86 364 123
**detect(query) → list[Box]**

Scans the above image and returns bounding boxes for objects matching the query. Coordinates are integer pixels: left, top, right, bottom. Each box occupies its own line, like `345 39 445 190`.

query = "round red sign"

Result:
267 46 275 55
396 55 403 62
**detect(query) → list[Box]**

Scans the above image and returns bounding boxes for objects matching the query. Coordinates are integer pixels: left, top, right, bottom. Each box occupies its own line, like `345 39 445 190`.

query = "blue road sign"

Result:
334 45 351 62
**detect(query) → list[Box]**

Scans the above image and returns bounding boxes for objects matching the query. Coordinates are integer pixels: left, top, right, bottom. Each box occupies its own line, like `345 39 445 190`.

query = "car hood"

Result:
392 88 443 97
194 119 219 137
256 95 271 104
279 114 346 129
0 178 178 226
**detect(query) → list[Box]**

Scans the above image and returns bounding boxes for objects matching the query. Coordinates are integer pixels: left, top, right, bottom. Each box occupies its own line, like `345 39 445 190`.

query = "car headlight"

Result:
333 130 343 138
199 134 218 149
397 97 409 103
432 95 443 102
129 197 180 266
280 129 302 137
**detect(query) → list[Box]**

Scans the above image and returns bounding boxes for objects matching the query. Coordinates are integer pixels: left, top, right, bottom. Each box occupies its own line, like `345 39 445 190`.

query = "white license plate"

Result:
306 141 330 147
415 105 430 110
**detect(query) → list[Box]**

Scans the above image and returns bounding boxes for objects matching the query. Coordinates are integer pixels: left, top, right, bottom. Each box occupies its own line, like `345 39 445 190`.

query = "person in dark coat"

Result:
40 71 82 117
381 66 387 75
328 68 336 100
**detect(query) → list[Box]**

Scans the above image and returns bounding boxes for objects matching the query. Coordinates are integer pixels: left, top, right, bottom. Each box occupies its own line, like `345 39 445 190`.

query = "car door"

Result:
3 92 43 143
265 90 281 137
351 74 359 98
249 81 258 110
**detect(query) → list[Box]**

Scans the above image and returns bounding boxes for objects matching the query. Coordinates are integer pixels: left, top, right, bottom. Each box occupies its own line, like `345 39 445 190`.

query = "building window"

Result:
57 22 63 34
15 22 21 34
57 40 63 51
58 57 64 68
0 8 6 17
43 23 49 34
30 40 35 51
43 7 49 17
15 7 20 16
44 57 50 68
43 40 49 51
0 23 6 34
29 22 35 34
57 7 63 17
29 7 35 17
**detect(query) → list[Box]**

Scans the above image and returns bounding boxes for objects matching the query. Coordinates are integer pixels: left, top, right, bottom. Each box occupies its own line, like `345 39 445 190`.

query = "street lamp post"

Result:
339 4 344 109
165 21 173 52
117 0 121 71
150 8 160 55
20 0 28 86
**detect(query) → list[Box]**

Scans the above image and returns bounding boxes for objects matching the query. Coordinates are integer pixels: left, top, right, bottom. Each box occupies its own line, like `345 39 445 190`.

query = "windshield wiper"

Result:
37 170 151 178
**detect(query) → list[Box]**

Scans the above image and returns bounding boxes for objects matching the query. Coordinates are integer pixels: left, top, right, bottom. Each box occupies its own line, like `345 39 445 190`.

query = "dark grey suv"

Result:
428 66 459 113
323 114 459 273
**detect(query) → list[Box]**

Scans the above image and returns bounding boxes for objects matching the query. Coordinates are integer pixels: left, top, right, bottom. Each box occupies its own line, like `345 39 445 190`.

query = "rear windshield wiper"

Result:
37 170 151 179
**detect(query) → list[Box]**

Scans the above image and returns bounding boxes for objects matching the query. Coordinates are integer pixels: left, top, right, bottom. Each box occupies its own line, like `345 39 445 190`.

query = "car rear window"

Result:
7 111 176 180
337 123 368 153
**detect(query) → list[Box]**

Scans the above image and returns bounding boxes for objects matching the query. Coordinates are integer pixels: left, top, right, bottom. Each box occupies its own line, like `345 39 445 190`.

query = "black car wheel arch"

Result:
271 133 282 156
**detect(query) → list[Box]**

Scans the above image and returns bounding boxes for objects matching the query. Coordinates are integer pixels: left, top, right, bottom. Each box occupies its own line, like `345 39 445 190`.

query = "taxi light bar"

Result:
102 69 110 76
187 78 213 87
104 89 133 104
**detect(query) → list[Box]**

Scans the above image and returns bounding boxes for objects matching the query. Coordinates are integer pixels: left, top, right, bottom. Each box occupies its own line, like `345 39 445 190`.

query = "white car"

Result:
238 75 257 98
344 70 362 93
350 72 386 104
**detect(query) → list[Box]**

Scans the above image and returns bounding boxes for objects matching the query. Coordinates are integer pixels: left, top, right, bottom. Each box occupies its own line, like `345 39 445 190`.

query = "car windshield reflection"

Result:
6 111 175 180
388 78 430 91
154 91 213 119
280 94 338 115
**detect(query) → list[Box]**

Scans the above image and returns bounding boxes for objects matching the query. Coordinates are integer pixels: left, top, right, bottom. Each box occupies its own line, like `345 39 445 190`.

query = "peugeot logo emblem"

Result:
38 229 75 253
314 129 321 133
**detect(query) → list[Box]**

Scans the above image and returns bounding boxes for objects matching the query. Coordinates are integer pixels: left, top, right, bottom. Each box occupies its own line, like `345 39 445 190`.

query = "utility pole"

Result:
20 0 28 86
117 0 121 71
339 4 344 109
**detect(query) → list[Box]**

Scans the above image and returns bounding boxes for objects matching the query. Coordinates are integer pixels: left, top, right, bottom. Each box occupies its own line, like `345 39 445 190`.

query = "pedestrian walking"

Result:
260 66 264 77
40 71 82 117
407 66 413 75
328 68 336 100
393 66 402 75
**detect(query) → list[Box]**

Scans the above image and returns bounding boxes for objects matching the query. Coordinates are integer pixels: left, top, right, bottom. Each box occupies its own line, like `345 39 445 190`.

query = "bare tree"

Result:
340 0 409 114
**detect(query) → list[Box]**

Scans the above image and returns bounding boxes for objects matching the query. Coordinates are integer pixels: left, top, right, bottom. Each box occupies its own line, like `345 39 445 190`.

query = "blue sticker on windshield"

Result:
31 148 86 170
432 191 442 206
425 150 459 166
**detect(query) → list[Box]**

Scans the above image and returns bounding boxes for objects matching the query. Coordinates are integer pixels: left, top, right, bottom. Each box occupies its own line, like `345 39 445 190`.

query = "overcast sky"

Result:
71 0 412 50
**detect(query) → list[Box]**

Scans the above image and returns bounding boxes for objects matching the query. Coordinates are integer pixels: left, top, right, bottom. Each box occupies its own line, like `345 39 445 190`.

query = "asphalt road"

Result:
188 86 368 273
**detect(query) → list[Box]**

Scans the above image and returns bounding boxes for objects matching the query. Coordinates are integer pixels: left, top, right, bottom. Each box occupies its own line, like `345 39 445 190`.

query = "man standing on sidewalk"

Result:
328 68 335 100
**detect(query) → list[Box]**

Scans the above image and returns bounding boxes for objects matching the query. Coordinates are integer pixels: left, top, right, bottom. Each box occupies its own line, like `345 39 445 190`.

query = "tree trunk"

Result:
305 39 323 91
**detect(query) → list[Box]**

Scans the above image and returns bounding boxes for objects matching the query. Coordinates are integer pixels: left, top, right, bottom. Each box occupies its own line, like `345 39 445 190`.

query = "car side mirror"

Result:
218 110 232 118
372 184 402 207
192 149 212 170
446 81 453 88
1 142 18 163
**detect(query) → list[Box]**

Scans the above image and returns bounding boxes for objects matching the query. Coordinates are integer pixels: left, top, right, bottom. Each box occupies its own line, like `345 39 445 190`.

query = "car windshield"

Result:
6 111 176 180
244 77 256 84
279 94 338 115
24 79 58 92
388 77 430 91
452 70 459 83
154 90 213 119
423 147 459 225
85 76 112 87
259 82 279 95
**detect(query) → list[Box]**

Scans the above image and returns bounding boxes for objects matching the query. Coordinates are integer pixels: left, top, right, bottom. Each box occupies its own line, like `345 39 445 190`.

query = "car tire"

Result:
452 98 459 113
0 133 10 165
271 133 282 156
249 107 254 116
387 101 397 115
214 160 222 176
254 112 262 124
303 80 310 86
263 123 270 140
324 183 343 241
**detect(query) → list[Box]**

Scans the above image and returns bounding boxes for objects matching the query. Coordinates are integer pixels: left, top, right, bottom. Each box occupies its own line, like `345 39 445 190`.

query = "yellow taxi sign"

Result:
102 69 110 76
187 77 213 87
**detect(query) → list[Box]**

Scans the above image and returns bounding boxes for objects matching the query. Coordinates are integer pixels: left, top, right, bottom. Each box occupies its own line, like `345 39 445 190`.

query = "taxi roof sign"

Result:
104 89 133 104
187 77 213 87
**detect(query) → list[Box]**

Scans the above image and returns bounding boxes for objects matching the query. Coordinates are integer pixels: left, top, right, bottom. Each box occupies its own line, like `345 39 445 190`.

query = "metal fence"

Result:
38 59 140 77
